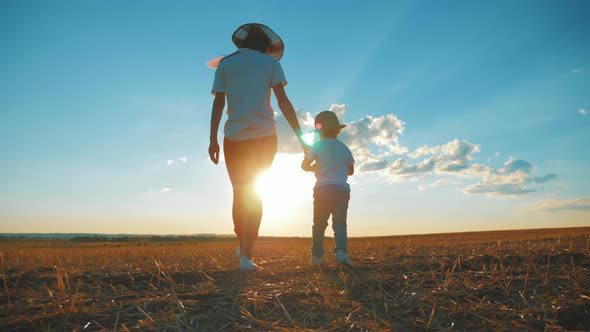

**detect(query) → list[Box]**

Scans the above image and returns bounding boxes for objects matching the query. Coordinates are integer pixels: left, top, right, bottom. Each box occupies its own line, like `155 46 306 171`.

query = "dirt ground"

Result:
1 227 589 331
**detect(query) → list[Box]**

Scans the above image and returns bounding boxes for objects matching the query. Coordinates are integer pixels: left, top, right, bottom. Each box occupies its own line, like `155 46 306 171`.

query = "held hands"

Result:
301 161 317 172
208 140 220 164
301 157 316 172
300 141 309 156
296 129 310 155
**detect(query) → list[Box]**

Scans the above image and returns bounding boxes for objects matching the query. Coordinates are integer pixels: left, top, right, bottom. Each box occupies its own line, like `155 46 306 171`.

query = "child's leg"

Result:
331 190 350 254
312 190 331 259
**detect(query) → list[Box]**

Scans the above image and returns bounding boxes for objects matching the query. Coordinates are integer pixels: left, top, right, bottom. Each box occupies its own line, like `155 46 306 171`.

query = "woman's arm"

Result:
272 84 306 152
208 92 225 164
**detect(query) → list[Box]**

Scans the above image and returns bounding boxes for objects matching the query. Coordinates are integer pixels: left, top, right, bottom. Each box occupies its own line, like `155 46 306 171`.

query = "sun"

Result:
255 153 315 218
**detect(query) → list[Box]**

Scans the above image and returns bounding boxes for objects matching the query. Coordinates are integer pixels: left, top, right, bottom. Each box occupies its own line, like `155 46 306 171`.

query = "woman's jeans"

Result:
223 135 277 245
312 185 350 259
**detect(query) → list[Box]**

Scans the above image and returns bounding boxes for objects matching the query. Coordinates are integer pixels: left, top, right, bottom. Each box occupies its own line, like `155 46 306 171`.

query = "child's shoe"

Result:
335 250 353 266
238 256 257 271
310 257 325 265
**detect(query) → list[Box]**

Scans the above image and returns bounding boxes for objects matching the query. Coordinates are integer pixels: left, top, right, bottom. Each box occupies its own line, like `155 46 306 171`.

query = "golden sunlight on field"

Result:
256 154 315 218
0 227 589 330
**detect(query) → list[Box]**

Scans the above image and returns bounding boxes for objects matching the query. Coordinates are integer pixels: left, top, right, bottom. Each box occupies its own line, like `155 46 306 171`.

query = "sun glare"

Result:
300 131 317 147
256 153 315 218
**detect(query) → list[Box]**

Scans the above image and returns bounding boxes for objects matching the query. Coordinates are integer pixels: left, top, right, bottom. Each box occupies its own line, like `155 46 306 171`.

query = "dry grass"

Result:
1 227 589 331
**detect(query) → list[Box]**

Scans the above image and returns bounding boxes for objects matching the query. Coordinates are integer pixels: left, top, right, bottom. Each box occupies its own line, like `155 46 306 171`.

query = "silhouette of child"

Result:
301 111 355 266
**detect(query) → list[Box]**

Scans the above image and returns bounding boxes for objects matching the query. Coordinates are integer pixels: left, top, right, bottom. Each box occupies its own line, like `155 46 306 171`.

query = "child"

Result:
301 111 355 266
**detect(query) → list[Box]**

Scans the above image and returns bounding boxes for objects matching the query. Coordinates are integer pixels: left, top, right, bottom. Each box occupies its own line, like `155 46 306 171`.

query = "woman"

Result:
208 23 305 271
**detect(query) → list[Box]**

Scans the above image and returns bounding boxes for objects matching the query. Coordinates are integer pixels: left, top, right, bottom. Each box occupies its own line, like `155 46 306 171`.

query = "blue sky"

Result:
1 0 589 236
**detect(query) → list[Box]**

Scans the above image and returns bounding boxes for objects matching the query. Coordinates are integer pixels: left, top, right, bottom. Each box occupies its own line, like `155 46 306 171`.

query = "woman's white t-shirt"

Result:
211 48 287 141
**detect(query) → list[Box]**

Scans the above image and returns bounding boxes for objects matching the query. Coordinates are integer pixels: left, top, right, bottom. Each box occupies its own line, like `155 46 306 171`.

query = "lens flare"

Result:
254 154 315 218
300 131 317 147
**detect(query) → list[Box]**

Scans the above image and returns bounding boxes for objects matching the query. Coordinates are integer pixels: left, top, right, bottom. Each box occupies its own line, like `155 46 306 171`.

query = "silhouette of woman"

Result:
208 23 305 271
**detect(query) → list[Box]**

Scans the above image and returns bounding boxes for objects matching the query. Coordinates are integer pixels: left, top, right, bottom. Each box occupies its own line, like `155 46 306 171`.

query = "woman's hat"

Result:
207 23 284 69
314 111 347 131
232 23 284 61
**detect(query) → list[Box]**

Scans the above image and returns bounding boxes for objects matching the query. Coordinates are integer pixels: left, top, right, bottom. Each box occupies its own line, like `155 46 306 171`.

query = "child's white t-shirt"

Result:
211 48 287 141
305 138 355 191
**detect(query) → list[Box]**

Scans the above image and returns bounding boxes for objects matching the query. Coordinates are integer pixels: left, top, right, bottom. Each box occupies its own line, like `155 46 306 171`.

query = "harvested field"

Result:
1 227 589 331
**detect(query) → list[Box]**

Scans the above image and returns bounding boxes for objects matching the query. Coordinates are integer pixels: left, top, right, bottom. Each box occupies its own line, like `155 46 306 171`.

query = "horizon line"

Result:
1 226 588 239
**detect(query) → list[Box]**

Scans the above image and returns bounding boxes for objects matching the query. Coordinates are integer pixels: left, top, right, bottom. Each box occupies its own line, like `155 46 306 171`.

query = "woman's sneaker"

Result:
238 256 257 271
310 257 325 265
335 250 353 266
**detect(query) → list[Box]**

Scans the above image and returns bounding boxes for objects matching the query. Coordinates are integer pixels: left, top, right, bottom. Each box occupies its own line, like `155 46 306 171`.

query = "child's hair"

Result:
241 25 272 53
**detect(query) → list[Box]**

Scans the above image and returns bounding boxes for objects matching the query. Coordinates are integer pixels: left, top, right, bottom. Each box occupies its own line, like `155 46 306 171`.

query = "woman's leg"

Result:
224 135 277 259
223 137 248 249
242 135 277 258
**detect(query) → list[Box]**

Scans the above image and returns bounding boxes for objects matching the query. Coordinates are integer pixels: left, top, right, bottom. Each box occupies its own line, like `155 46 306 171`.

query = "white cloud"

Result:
406 139 480 172
439 140 480 171
275 104 407 165
526 197 590 212
380 139 480 179
389 146 556 195
579 109 588 115
532 173 558 184
463 182 536 196
431 179 460 187
407 146 432 159
357 150 390 172
274 104 556 197
502 159 534 174
388 151 555 196
166 156 188 166
417 178 461 191
461 159 557 196
388 156 439 179
464 164 493 176
328 104 349 121
160 188 173 193
342 114 403 148
384 154 556 196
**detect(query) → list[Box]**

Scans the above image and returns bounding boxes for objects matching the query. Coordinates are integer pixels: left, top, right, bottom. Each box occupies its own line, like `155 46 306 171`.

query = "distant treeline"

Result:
70 236 131 242
0 235 307 242
69 235 235 243
0 235 32 241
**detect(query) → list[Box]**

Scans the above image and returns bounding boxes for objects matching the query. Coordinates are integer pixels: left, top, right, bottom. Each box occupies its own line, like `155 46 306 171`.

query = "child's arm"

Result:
301 158 317 172
347 147 355 175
